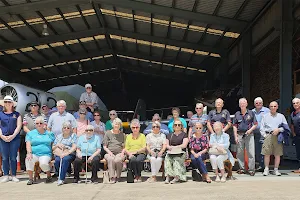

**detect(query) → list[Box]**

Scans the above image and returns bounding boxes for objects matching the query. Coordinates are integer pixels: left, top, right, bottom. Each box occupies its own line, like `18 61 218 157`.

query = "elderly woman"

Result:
25 116 55 185
165 119 189 184
74 125 101 183
189 122 211 183
0 96 22 183
103 118 125 183
146 121 167 183
53 121 77 186
125 119 146 183
90 111 106 142
209 121 234 183
168 107 187 133
106 110 117 130
76 108 89 137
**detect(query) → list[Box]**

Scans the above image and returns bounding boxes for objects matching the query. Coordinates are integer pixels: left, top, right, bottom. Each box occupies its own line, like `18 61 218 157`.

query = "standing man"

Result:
252 97 270 171
80 84 99 112
143 113 169 135
188 103 208 137
260 101 288 176
207 98 231 134
47 100 77 137
21 101 47 171
291 97 300 173
73 101 94 122
233 98 257 176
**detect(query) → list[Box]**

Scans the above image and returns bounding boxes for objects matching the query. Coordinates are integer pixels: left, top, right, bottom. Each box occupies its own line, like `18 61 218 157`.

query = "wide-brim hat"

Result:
0 95 17 107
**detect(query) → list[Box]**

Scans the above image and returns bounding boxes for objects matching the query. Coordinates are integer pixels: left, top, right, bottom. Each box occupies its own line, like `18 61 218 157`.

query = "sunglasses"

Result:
31 104 38 107
4 101 12 103
86 87 92 89
174 124 182 127
94 114 100 116
255 102 262 105
195 127 203 130
86 129 93 132
131 127 139 129
293 102 300 105
153 119 160 121
109 113 116 116
152 126 160 129
196 107 203 110
63 127 71 130
270 106 277 108
80 113 86 115
35 122 43 125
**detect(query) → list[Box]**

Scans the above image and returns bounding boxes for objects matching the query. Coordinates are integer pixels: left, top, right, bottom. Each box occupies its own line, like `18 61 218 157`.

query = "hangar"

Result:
0 0 296 112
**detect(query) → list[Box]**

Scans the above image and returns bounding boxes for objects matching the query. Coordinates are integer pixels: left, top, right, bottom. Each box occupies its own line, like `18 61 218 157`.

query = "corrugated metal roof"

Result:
217 0 245 18
175 0 195 11
6 0 28 6
196 0 219 15
154 0 173 7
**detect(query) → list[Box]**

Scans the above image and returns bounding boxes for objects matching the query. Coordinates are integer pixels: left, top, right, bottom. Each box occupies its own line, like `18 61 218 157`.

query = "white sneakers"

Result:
215 175 226 183
263 168 281 176
57 180 64 186
263 168 269 176
220 176 227 183
1 176 20 183
215 175 220 182
274 170 281 176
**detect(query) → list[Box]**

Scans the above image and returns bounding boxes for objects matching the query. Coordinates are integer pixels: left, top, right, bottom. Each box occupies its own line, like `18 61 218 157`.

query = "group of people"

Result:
0 83 300 186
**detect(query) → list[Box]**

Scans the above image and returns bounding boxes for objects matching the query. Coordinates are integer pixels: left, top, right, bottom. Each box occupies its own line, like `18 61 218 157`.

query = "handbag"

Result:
192 169 202 182
208 147 227 155
103 171 110 184
127 169 134 183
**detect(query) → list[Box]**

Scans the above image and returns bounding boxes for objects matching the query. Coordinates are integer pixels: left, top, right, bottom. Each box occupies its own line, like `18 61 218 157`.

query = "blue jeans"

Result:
190 154 208 174
0 135 20 176
54 155 75 180
294 136 300 168
254 133 264 168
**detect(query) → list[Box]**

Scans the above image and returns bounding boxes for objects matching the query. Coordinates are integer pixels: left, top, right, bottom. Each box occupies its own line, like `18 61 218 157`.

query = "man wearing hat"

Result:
80 84 99 112
21 101 47 170
73 101 93 122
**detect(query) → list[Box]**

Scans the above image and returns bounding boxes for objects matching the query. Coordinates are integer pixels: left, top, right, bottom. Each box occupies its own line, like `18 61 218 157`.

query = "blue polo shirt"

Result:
291 111 300 136
77 134 101 156
233 110 257 132
47 111 77 137
25 129 55 157
208 109 231 125
0 111 20 136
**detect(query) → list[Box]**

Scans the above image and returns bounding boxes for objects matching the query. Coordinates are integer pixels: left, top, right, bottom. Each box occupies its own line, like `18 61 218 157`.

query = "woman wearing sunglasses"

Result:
146 121 166 183
0 96 22 183
168 107 187 133
25 116 55 185
189 122 211 183
74 125 101 183
164 119 189 184
90 111 106 142
125 119 146 183
105 110 117 130
76 108 90 137
53 121 77 186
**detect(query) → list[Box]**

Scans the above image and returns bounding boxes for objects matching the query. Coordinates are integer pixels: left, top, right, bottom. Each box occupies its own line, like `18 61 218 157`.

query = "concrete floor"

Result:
0 171 300 200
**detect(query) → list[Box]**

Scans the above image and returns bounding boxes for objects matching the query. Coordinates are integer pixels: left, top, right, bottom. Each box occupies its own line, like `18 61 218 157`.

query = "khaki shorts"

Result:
261 134 283 156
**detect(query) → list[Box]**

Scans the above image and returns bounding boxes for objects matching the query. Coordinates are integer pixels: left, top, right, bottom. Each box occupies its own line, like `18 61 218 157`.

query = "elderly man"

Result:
186 111 193 119
252 97 270 171
143 114 169 135
21 101 47 171
47 100 77 137
105 110 118 130
233 98 257 176
207 98 231 134
188 103 208 137
80 83 99 112
291 97 300 173
260 101 288 176
73 101 94 122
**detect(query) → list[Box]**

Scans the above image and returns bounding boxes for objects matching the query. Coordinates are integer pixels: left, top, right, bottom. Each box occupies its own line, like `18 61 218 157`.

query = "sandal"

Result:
237 169 245 174
203 178 212 183
249 171 255 176
147 177 156 183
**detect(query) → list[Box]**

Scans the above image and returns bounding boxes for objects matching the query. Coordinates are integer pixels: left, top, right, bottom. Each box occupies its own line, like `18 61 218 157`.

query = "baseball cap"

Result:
30 101 40 107
85 83 92 88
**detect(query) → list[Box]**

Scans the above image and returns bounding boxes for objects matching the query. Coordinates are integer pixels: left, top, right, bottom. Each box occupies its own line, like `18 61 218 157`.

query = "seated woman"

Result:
125 119 146 183
53 121 77 186
76 108 89 137
209 121 234 183
74 125 101 183
146 121 166 183
189 122 211 183
25 116 55 185
165 119 189 184
103 118 125 184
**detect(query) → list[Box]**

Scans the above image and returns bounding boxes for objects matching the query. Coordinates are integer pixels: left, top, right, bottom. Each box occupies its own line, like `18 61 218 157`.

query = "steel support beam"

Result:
0 0 247 28
279 0 293 115
242 31 251 100
219 56 229 88
18 49 112 69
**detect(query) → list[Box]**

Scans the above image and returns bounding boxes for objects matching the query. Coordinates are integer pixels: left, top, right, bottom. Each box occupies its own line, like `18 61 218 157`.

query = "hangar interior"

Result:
0 0 297 113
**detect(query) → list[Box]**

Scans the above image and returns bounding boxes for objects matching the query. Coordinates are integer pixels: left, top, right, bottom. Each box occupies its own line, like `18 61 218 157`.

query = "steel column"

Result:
242 31 251 101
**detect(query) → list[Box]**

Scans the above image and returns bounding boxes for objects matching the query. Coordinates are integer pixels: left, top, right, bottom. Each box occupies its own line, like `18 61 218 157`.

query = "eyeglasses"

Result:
195 127 203 130
255 102 262 105
35 122 43 125
80 113 86 115
152 126 160 129
174 124 182 127
270 106 277 108
4 101 12 103
153 119 160 121
131 127 139 129
86 87 92 89
31 104 38 107
86 129 93 132
109 113 116 116
94 114 100 116
293 102 300 105
196 107 203 110
63 127 70 130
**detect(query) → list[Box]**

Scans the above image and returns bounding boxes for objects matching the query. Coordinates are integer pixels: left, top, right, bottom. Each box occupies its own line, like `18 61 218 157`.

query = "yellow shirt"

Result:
125 133 146 153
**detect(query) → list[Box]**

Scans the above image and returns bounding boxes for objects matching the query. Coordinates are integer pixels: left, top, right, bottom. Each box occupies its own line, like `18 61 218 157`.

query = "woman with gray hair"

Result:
53 121 77 186
146 121 167 182
103 118 125 183
25 116 55 185
209 121 234 183
125 119 146 183
73 125 101 183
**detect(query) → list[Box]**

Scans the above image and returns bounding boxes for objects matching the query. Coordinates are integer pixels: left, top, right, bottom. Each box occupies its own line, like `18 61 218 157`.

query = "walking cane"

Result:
58 157 62 181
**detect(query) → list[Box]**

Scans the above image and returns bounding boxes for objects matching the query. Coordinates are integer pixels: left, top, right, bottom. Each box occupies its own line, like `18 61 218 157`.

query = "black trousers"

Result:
73 156 100 180
128 154 146 177
19 135 26 170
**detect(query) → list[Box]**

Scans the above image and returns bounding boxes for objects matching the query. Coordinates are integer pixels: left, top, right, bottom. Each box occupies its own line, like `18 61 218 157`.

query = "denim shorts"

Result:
0 139 2 153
